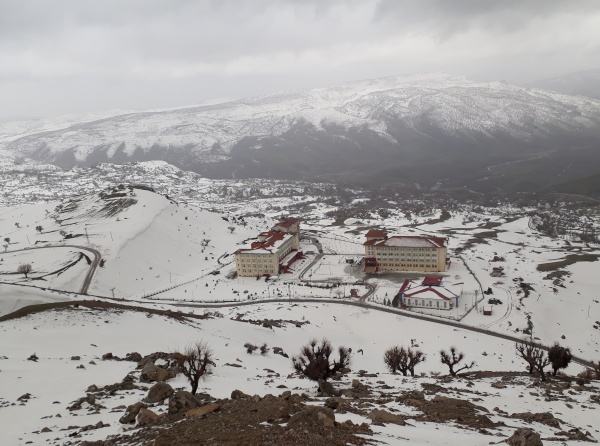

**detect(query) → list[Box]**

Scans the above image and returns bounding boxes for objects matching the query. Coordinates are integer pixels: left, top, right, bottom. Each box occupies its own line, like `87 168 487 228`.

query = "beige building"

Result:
363 230 447 273
235 218 301 277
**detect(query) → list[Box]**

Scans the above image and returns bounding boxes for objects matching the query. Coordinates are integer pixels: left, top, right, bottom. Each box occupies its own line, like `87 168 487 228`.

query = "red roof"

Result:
422 276 443 286
365 235 446 248
365 229 387 238
399 279 411 293
404 286 452 300
235 230 288 254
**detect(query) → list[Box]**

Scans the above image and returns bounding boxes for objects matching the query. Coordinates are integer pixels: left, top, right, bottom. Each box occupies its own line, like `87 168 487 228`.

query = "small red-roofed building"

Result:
395 277 459 310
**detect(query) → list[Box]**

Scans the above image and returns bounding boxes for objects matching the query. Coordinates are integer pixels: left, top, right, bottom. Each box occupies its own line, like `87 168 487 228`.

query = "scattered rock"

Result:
124 352 142 362
510 412 561 428
288 406 335 429
17 393 32 402
506 427 543 446
368 409 407 425
136 408 161 426
119 402 147 424
145 382 174 404
168 391 211 416
231 389 250 400
140 362 175 383
71 356 81 361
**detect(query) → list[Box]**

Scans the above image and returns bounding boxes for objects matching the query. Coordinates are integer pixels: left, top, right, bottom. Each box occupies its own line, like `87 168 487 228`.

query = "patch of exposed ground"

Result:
537 254 599 272
85 391 371 446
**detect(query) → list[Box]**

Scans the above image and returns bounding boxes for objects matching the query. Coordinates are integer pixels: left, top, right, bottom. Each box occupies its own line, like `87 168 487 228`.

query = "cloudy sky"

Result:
1 0 600 121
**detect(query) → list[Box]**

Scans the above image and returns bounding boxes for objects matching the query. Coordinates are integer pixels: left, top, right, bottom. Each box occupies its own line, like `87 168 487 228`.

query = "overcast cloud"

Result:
1 0 599 120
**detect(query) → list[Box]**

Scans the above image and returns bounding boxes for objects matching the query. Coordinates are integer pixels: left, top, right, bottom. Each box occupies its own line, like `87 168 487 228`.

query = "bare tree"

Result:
17 263 32 278
515 337 544 374
384 346 425 376
293 339 351 382
180 342 214 395
592 361 600 380
532 350 551 381
440 347 475 376
548 343 572 376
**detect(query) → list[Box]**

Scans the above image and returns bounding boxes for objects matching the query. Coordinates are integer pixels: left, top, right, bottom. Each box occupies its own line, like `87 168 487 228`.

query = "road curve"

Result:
0 280 594 368
4 244 101 294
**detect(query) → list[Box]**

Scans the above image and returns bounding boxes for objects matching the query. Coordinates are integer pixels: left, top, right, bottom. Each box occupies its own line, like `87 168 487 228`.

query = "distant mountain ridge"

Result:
4 74 600 193
529 69 600 99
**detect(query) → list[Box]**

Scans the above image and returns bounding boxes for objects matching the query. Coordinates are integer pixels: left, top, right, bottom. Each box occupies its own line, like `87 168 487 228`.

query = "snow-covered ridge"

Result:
5 74 600 165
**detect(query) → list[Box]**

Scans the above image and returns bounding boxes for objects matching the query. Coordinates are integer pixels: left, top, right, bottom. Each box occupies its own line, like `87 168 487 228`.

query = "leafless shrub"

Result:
440 347 475 377
515 337 550 381
384 346 425 376
292 338 351 382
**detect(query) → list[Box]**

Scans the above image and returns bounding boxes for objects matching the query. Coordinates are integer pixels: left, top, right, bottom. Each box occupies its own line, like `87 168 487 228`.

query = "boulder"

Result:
185 403 220 418
119 402 147 424
231 389 250 400
124 352 142 362
368 409 407 425
507 428 543 446
288 406 335 429
140 363 175 382
136 408 161 427
168 391 207 416
145 382 174 404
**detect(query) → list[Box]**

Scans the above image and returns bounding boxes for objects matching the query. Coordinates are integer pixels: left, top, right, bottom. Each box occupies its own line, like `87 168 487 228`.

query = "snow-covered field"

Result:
1 161 599 445
2 303 595 445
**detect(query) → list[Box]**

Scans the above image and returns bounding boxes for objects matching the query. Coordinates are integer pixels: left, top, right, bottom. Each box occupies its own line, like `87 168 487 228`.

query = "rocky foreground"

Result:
21 350 592 446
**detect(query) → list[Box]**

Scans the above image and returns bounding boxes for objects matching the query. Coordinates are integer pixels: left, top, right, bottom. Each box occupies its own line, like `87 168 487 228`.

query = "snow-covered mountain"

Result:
5 74 600 190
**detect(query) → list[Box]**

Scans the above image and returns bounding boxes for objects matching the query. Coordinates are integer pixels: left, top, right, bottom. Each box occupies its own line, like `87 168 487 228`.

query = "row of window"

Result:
406 298 453 309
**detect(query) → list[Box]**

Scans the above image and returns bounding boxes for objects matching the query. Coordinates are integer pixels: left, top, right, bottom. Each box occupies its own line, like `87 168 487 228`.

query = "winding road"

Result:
3 245 101 294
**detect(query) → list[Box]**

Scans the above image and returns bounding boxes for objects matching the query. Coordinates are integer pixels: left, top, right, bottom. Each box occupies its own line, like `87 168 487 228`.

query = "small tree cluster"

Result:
384 346 425 376
293 339 351 382
244 342 269 355
180 342 213 395
440 347 475 377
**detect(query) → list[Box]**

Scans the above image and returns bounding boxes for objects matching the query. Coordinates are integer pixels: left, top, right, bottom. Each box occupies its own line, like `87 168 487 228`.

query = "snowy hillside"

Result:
5 74 600 191
0 185 257 299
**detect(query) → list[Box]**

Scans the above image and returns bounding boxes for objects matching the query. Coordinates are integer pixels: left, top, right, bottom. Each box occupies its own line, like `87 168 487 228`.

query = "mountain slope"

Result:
530 69 600 99
6 74 600 191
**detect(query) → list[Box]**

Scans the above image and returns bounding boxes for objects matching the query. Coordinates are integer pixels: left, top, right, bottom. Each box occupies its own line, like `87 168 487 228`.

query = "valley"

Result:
0 159 599 445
